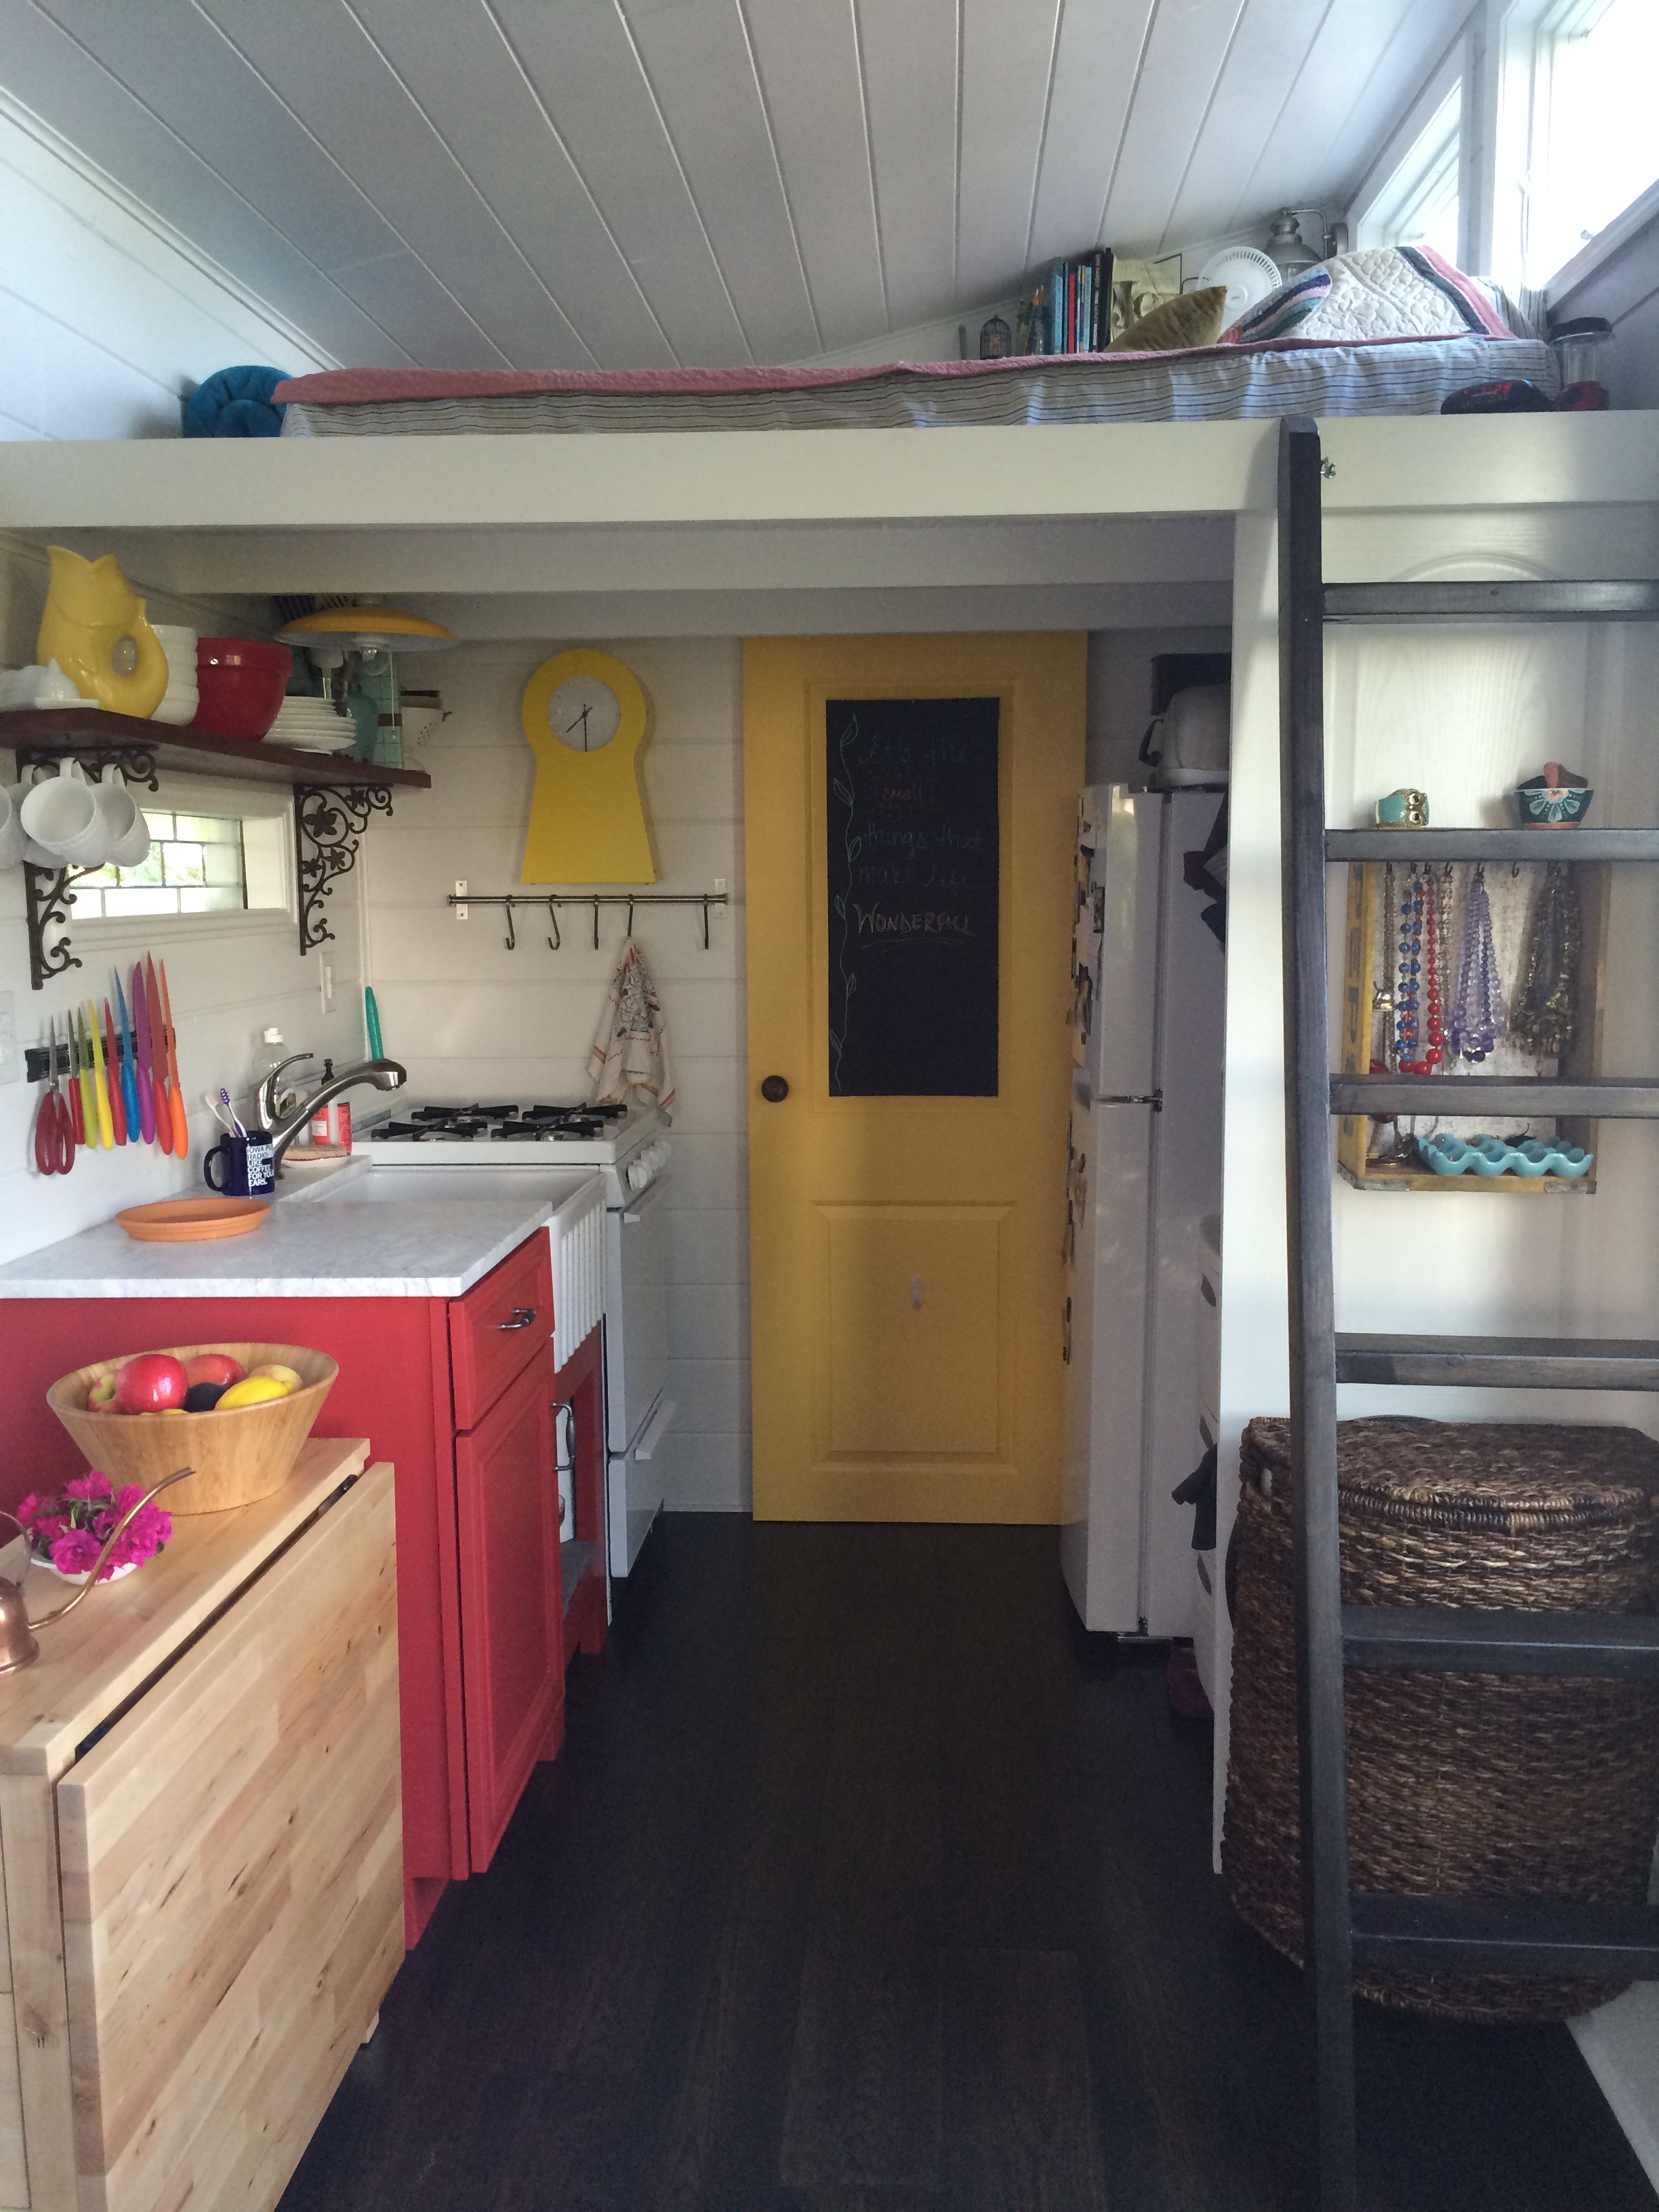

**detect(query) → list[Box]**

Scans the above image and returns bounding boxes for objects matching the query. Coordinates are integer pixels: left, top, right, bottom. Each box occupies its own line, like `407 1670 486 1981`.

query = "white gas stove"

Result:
353 1097 674 1576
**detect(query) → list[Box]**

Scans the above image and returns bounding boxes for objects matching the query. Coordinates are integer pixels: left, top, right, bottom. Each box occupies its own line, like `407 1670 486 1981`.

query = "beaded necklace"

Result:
1449 864 1504 1061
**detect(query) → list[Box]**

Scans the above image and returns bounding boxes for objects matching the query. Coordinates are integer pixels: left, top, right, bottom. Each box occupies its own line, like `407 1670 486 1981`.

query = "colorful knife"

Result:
114 970 142 1141
157 960 189 1157
103 998 127 1145
146 954 172 1156
77 1008 97 1145
132 962 156 1146
66 1012 85 1147
87 1000 114 1149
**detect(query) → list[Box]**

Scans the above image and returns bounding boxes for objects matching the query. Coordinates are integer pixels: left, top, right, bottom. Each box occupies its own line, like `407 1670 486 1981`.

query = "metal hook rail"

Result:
447 889 729 951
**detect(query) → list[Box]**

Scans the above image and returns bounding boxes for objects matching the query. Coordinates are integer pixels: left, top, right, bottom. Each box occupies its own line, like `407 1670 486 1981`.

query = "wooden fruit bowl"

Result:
47 1343 338 1517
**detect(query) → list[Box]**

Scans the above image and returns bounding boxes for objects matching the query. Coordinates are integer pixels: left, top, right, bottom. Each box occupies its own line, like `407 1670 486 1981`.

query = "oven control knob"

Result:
760 1076 790 1103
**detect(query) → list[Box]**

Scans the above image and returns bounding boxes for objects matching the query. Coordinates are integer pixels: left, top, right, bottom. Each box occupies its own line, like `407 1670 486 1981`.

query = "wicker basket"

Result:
1223 1416 1659 2022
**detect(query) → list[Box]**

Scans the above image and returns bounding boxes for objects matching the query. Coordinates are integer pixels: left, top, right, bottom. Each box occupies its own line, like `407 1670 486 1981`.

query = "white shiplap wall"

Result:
361 640 751 1511
0 87 332 443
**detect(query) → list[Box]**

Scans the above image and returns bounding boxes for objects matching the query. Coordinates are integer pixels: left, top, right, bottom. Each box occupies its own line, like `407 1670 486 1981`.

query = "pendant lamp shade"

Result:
275 603 455 653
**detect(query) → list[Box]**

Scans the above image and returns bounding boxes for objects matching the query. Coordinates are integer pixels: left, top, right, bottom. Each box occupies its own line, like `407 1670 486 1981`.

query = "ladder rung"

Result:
1343 1604 1659 1679
1326 827 1659 863
1335 1330 1659 1389
1330 1073 1659 1118
1350 1893 1659 1978
1324 581 1659 624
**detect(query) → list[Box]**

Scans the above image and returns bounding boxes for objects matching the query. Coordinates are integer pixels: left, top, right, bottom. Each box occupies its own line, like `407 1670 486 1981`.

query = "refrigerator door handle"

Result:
1097 1090 1163 1109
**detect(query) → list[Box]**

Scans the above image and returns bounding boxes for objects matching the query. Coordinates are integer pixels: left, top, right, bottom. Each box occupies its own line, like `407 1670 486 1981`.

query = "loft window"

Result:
1519 0 1659 285
1353 70 1461 261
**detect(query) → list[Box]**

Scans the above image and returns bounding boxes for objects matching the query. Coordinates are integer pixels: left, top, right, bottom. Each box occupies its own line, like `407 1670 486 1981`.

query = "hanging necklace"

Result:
1375 862 1397 1071
1450 864 1504 1061
1394 867 1424 1069
1512 863 1582 1061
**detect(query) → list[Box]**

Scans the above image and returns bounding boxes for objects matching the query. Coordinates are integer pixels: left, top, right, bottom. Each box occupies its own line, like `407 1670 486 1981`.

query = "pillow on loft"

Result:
1106 286 1229 354
1222 246 1516 346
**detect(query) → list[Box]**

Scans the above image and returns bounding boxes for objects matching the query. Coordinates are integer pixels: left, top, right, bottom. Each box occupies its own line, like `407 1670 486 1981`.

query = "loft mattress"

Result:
275 335 1557 436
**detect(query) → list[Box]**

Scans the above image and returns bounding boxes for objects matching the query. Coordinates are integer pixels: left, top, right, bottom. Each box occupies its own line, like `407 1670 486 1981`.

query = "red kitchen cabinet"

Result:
456 1343 562 1871
2 1229 604 1948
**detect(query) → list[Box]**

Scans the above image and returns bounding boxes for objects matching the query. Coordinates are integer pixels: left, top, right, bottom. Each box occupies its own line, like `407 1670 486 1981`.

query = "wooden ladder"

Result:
1275 415 1659 2212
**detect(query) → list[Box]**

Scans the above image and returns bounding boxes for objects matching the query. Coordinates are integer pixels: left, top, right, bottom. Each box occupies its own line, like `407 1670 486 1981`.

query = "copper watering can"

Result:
0 1467 195 1675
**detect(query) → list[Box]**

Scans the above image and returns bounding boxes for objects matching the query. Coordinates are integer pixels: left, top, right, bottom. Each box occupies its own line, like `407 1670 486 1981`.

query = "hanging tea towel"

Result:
588 937 676 1111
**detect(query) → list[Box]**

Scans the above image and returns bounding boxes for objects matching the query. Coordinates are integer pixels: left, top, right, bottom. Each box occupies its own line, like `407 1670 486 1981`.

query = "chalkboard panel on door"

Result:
825 696 1000 1097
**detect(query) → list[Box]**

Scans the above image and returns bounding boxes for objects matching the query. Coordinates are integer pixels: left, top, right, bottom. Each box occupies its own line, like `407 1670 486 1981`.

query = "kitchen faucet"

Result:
255 1053 407 1164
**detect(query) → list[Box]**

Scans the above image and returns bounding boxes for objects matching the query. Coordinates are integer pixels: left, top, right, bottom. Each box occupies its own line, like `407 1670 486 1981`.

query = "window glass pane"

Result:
1533 0 1659 280
67 811 249 920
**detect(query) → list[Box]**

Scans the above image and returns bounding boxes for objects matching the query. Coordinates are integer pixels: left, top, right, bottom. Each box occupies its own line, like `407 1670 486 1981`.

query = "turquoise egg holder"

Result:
1414 1132 1594 1180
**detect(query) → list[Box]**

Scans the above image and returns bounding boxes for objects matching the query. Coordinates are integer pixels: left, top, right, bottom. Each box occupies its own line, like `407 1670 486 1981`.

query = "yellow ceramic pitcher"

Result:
37 548 169 718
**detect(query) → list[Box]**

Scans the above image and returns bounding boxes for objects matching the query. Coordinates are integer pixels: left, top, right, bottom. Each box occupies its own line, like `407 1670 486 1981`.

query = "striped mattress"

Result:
276 335 1557 437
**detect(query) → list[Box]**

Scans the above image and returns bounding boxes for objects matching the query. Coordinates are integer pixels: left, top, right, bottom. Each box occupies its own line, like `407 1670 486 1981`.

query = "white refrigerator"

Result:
1062 785 1226 1635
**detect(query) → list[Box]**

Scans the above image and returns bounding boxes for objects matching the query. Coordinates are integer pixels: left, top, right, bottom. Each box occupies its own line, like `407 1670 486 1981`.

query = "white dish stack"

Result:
264 698 357 753
150 626 199 726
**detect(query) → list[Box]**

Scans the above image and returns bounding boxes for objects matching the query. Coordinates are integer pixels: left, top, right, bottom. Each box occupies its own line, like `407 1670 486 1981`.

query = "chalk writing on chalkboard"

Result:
826 696 1000 1097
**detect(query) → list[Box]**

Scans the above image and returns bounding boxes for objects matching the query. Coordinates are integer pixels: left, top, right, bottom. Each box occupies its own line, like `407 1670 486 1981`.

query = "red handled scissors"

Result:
33 1016 75 1176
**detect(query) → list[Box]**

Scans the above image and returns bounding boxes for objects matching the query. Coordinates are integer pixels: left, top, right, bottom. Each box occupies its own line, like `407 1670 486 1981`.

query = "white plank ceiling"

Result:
3 0 1469 370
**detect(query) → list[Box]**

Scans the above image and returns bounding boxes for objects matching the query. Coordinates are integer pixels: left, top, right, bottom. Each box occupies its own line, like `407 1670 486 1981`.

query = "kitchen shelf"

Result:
0 705 431 790
1327 827 1659 863
1 706 430 987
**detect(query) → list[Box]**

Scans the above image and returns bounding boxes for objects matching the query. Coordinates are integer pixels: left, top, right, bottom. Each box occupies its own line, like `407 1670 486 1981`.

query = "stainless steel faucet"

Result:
255 1053 407 1164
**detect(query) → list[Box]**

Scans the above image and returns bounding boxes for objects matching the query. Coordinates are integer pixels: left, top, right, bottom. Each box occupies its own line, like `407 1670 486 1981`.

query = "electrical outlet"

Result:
0 991 16 1085
318 956 335 1014
454 877 469 923
714 877 726 895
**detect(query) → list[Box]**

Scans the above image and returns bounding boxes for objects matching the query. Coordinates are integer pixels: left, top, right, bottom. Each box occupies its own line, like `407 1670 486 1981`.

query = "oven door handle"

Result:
633 1397 677 1461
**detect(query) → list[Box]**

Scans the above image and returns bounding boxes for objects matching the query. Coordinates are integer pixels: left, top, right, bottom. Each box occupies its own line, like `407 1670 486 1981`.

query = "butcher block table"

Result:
0 1436 399 2212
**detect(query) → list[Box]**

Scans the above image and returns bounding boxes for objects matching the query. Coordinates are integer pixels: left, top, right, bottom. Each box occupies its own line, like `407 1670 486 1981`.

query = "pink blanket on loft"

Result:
272 334 1495 409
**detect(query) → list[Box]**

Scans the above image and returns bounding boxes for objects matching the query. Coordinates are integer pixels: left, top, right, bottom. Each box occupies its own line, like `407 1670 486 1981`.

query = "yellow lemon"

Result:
247 1364 304 1391
215 1376 291 1409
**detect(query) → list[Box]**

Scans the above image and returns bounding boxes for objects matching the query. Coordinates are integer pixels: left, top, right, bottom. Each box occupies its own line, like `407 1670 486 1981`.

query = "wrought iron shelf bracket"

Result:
445 888 731 952
297 785 396 953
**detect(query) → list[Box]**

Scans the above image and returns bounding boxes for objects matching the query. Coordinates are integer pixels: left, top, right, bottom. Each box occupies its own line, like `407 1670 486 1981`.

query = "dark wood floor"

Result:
279 1517 1658 2212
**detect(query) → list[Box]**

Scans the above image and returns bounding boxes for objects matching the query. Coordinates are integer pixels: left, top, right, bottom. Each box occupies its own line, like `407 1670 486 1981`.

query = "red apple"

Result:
184 1353 245 1389
115 1353 188 1415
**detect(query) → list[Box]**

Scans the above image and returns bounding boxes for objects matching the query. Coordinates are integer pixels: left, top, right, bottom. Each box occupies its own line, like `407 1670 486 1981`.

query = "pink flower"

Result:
63 1473 113 1503
28 1512 71 1544
49 1529 103 1578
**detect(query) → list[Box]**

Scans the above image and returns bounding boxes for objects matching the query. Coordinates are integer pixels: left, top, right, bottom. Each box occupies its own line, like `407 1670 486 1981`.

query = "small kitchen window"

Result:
67 787 293 926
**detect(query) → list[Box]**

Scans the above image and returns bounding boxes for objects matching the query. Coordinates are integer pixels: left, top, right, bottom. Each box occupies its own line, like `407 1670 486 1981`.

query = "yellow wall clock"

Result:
520 647 657 884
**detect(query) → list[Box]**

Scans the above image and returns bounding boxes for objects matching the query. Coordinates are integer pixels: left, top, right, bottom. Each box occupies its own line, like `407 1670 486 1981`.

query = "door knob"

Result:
760 1075 790 1103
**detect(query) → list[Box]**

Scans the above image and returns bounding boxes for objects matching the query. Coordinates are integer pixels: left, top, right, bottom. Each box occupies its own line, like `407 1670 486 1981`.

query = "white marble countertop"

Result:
0 1164 605 1298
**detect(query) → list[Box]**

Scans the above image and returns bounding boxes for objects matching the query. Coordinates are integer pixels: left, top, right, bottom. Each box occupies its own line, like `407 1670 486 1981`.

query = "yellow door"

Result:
745 634 1084 1522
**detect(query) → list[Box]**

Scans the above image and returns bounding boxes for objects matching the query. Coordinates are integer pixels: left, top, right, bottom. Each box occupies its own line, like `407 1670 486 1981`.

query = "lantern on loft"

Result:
1264 209 1320 280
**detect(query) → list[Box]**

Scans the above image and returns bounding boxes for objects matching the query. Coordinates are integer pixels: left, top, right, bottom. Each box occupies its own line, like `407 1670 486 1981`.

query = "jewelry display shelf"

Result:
0 706 431 987
1336 844 1609 1195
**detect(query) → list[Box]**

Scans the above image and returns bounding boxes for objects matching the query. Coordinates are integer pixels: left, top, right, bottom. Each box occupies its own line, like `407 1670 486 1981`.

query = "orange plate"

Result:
115 1197 270 1242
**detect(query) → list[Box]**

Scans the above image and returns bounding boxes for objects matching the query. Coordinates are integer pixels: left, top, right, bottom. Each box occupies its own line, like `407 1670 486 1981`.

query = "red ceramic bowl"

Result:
192 638 292 741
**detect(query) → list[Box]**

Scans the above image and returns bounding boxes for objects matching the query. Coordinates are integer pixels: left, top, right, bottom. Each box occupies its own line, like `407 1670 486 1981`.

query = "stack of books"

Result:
1023 251 1114 356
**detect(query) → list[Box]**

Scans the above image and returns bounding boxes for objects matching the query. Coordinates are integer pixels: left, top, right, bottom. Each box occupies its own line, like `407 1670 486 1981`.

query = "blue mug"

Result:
204 1128 275 1199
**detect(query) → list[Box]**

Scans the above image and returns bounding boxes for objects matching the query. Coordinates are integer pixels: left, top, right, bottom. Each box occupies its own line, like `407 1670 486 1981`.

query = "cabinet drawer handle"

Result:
499 1307 538 1332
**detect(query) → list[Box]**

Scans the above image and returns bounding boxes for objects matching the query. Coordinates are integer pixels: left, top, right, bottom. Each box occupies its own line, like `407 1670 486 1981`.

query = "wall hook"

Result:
701 897 712 952
626 898 636 937
504 904 518 952
592 899 601 951
546 899 561 951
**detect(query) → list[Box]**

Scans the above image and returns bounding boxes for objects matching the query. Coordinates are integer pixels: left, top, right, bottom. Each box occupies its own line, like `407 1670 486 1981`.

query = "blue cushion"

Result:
183 366 289 439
